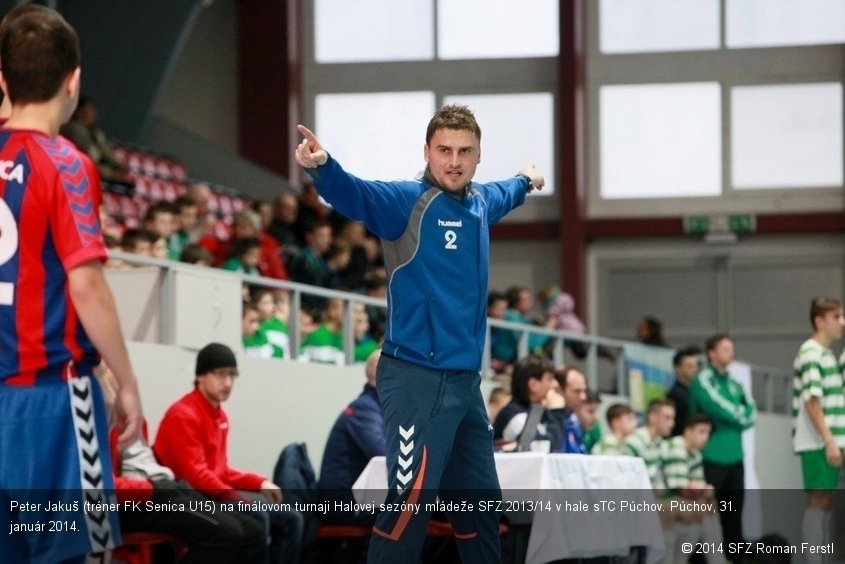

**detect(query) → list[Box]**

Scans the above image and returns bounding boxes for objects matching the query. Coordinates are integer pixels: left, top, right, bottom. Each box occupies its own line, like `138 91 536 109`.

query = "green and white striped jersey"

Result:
661 435 705 492
624 427 666 491
591 433 626 456
792 338 845 451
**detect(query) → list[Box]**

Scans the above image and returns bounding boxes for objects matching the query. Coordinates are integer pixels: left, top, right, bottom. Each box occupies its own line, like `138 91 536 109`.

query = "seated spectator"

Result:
60 96 132 184
153 343 304 564
149 233 168 260
590 403 637 455
487 387 512 424
353 303 379 363
120 228 155 258
578 389 602 453
97 367 264 564
487 290 511 374
319 351 385 524
293 182 330 246
222 237 261 275
493 355 567 450
253 199 273 233
661 414 727 564
255 288 291 359
636 316 669 347
591 404 637 455
218 210 288 280
188 183 216 238
300 298 345 365
143 201 177 244
242 301 282 359
288 219 333 312
267 192 300 253
624 398 676 492
336 220 371 291
538 284 588 358
496 286 550 364
180 243 214 267
363 270 388 342
169 195 199 260
555 365 588 454
325 238 352 290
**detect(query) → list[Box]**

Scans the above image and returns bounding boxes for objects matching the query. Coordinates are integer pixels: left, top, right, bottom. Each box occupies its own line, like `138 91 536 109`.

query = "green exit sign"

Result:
684 214 756 235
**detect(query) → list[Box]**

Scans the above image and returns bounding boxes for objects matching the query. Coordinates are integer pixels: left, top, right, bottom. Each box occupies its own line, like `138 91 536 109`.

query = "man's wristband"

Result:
516 172 533 191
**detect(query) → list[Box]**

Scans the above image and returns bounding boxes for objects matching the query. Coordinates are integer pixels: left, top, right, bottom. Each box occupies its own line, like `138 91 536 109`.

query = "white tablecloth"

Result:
352 452 665 564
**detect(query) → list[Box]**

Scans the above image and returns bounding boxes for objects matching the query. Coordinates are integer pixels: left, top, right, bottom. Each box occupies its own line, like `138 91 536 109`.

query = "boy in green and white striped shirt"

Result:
591 403 636 455
662 414 726 564
793 297 845 562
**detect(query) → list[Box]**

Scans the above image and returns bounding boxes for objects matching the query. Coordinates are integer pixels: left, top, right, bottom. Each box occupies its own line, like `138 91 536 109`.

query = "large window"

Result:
589 0 845 216
304 0 560 213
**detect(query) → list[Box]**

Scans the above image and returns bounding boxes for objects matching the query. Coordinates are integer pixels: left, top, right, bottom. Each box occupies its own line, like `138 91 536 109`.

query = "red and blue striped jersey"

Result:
0 128 107 385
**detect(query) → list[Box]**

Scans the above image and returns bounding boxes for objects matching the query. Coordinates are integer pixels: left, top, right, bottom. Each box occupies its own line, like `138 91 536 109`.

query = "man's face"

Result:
685 423 711 452
675 355 700 385
197 367 237 405
528 370 558 404
276 195 298 223
651 406 676 438
308 226 332 254
424 127 481 194
563 370 587 411
816 308 845 342
179 205 198 232
708 338 735 370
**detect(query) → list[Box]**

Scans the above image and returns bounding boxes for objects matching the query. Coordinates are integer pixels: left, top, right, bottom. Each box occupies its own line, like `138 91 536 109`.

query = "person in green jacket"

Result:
689 334 755 560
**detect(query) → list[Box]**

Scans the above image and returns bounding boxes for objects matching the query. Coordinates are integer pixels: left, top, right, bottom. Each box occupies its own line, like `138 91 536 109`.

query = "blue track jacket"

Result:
306 156 528 372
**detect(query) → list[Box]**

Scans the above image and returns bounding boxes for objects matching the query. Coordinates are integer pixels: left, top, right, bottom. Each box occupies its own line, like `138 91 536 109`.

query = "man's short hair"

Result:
1 8 79 104
511 355 554 407
554 365 582 391
673 346 702 367
705 333 732 353
487 290 506 308
173 195 197 212
646 398 674 417
810 297 842 330
144 201 177 222
683 413 712 431
425 104 482 145
606 403 633 425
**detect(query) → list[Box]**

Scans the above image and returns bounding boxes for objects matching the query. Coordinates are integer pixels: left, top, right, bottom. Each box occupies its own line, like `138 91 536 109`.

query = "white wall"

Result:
129 341 366 478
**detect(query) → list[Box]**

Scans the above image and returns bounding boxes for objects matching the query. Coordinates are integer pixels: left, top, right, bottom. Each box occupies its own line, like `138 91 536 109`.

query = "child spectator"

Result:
624 398 675 491
120 228 155 257
256 289 291 359
538 285 586 334
169 195 199 259
300 298 345 364
487 387 512 424
180 243 214 267
662 414 727 564
577 389 602 453
353 303 378 363
149 234 168 261
488 290 511 374
222 237 261 275
143 201 178 243
242 301 281 359
592 404 637 455
325 238 352 290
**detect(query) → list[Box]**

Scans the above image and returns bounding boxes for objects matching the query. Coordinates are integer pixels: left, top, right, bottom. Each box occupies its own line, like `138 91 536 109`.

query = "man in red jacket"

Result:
153 343 303 564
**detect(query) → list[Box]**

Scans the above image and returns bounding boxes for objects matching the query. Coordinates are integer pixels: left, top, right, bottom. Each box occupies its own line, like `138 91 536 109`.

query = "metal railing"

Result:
107 250 793 413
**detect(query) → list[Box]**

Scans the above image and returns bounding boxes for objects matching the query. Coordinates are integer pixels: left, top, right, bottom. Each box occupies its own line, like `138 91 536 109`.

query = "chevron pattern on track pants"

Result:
396 424 415 494
68 377 114 553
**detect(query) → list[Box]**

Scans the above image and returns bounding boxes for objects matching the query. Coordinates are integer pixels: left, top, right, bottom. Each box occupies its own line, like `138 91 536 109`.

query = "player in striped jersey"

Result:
662 414 726 564
0 7 142 562
591 403 636 455
793 297 844 563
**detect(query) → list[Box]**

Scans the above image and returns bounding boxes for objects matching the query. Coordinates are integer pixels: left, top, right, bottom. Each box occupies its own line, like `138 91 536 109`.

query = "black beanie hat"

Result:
195 342 237 375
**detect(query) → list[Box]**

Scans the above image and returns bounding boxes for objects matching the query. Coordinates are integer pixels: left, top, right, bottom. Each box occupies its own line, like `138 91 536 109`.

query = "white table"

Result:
352 452 665 564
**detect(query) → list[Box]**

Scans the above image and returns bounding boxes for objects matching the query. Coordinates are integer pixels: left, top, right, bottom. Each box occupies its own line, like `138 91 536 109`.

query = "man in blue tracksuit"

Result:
295 105 544 563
